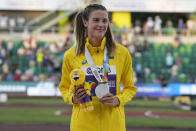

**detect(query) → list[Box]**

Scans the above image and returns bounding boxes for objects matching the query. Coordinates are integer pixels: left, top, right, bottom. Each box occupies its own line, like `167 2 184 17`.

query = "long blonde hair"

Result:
74 4 116 56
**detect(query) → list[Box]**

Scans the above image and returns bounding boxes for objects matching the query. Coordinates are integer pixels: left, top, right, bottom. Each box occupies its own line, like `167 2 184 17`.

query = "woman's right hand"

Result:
72 85 87 104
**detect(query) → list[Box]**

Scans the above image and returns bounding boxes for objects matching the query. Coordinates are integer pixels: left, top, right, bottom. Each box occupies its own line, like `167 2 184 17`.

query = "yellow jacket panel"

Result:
59 38 137 131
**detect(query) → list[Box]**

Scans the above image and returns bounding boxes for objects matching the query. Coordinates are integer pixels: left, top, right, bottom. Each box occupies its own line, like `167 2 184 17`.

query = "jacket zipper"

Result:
97 47 102 131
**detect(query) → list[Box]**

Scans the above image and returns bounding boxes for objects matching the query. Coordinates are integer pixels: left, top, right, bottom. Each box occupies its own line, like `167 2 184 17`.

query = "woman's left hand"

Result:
100 93 120 106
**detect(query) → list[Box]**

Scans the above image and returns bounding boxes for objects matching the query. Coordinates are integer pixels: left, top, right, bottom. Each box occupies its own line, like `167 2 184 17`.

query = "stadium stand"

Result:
1 0 196 84
0 33 196 84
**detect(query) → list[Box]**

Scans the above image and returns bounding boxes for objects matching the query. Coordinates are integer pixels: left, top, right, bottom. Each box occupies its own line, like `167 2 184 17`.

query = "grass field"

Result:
0 98 196 128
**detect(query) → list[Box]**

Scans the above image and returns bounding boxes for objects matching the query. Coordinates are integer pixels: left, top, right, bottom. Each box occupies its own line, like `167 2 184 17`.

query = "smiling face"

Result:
70 69 85 86
73 72 80 81
83 10 109 40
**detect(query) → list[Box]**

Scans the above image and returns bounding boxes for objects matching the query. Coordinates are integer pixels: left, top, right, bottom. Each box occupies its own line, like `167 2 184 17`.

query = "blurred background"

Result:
0 0 196 131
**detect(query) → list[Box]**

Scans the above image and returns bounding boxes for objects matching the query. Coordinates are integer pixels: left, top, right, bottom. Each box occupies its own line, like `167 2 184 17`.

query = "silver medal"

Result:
95 83 110 98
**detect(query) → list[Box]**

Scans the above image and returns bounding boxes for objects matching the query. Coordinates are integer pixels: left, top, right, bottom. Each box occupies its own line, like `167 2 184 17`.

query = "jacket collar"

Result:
85 37 106 53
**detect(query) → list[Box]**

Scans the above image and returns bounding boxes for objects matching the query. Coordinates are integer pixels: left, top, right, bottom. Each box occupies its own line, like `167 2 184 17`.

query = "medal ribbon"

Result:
85 43 109 83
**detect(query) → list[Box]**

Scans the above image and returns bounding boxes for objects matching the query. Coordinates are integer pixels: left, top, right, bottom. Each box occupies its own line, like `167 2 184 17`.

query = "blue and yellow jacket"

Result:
59 37 137 131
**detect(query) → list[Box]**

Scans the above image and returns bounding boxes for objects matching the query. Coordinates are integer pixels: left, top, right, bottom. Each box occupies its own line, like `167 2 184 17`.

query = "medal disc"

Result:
95 83 109 98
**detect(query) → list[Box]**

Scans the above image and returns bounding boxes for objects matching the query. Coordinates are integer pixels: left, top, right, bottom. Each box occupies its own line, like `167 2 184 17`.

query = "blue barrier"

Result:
1 82 196 97
135 83 196 98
